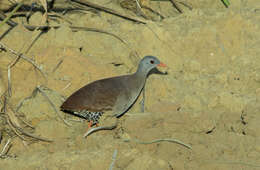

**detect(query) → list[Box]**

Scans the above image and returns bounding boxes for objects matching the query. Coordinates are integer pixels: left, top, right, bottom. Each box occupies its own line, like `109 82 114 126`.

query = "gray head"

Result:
136 55 166 76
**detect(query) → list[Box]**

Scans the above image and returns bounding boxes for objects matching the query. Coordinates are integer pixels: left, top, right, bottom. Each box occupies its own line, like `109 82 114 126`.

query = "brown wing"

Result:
60 75 128 113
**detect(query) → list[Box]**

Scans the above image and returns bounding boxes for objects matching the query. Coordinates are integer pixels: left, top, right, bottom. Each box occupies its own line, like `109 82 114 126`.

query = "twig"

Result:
6 103 25 134
7 50 23 97
177 1 192 10
123 138 192 149
142 6 165 19
134 0 148 18
7 100 53 142
7 66 11 97
39 0 48 23
36 85 72 126
22 24 54 31
16 88 38 112
70 0 146 24
135 0 142 9
169 0 182 13
24 29 46 54
0 42 47 78
17 114 35 129
1 95 7 115
109 149 118 170
70 26 128 45
1 13 128 46
7 116 52 142
48 12 73 25
0 10 18 27
6 116 26 141
143 0 192 11
83 119 118 138
62 82 71 91
6 103 30 146
20 24 128 45
0 131 2 144
0 138 12 158
1 3 85 13
0 0 24 28
15 126 53 142
52 60 63 73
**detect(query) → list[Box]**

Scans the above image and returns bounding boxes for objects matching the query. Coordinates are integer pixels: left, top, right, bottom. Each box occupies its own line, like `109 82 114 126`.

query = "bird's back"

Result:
61 75 131 113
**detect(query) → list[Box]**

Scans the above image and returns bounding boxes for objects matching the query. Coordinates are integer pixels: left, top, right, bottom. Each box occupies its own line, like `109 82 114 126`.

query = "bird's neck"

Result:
135 65 149 79
132 69 147 89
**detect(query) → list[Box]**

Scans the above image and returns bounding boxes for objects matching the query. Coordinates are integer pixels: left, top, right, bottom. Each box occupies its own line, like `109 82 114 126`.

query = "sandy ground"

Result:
0 0 260 169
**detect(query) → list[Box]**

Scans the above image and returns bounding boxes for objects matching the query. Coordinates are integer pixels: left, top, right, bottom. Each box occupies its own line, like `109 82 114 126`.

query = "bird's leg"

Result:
87 121 99 130
87 121 93 129
140 86 145 112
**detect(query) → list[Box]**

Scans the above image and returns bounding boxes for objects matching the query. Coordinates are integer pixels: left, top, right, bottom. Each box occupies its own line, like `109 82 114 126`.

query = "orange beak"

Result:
157 62 167 67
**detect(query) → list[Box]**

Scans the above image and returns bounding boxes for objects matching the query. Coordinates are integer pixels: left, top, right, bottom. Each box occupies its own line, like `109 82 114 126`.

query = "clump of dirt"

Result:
0 0 260 169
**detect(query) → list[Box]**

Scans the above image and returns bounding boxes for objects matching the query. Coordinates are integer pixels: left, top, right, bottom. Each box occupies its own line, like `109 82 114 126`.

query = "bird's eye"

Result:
150 60 154 64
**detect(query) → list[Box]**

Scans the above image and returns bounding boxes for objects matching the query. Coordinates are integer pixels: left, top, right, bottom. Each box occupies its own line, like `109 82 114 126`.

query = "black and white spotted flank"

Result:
73 110 104 125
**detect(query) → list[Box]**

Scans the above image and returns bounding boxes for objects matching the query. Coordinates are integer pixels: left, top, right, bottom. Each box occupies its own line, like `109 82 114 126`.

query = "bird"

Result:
60 55 166 136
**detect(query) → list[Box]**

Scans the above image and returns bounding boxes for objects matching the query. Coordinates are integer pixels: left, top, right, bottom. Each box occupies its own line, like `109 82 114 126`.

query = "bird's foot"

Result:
87 121 93 129
87 121 99 130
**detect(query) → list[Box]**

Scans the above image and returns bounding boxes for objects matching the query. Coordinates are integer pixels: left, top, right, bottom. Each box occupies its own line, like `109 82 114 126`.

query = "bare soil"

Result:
0 0 260 169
